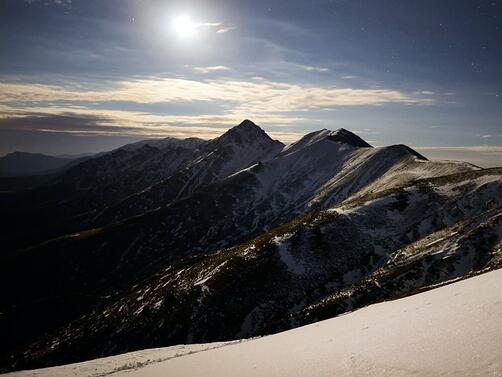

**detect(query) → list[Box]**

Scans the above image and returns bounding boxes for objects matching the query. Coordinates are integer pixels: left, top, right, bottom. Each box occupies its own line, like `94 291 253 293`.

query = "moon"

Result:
172 15 197 38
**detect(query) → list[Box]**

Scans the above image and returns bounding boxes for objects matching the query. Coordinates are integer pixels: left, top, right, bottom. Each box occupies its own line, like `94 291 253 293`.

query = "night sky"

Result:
0 0 501 166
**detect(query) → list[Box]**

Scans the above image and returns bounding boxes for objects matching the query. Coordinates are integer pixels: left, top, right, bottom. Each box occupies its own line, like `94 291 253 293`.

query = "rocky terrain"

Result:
7 268 502 377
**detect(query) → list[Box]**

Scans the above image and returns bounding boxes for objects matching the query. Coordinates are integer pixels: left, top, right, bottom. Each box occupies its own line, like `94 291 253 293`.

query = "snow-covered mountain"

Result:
0 120 500 373
93 120 284 224
7 268 502 377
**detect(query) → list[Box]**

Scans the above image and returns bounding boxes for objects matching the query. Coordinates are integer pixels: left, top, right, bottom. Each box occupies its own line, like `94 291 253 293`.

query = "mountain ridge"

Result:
0 120 499 373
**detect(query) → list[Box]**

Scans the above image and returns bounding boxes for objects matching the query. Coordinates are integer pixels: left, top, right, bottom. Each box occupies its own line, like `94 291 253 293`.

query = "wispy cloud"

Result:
192 66 231 74
298 65 329 73
0 105 304 132
0 112 305 143
0 113 230 139
198 22 222 27
415 146 502 153
0 76 434 140
0 77 433 110
216 26 237 34
353 128 379 135
414 146 502 168
197 21 235 34
25 0 73 9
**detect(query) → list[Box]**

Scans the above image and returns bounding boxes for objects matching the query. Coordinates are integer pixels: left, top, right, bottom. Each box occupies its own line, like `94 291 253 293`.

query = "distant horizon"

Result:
1 121 500 168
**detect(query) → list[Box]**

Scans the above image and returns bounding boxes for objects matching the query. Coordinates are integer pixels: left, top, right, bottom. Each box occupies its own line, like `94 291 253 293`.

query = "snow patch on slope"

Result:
272 233 305 275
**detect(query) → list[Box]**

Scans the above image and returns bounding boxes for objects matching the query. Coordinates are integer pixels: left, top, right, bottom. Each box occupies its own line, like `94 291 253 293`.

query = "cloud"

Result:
0 113 107 133
0 112 308 144
267 131 303 143
475 134 501 138
0 75 434 142
0 104 304 130
196 21 235 34
216 26 237 34
192 66 231 74
414 146 502 168
353 128 379 135
415 146 502 153
299 65 329 73
0 113 232 139
25 0 72 9
198 22 222 27
0 77 433 112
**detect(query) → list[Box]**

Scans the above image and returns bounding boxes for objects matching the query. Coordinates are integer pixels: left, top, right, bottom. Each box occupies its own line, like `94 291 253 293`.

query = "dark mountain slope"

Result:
0 138 203 250
0 152 73 177
1 122 285 251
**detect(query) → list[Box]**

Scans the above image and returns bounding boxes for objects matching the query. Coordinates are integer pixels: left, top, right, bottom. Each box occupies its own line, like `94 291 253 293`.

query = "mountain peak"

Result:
215 120 282 147
281 128 372 156
232 119 267 136
237 119 259 128
326 128 372 148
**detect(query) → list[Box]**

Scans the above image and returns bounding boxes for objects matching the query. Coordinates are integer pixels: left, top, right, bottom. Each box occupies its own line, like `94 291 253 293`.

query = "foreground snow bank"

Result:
7 269 502 377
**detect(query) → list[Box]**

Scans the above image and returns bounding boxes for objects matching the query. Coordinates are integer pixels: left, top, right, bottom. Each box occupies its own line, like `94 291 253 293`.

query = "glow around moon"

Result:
172 15 198 38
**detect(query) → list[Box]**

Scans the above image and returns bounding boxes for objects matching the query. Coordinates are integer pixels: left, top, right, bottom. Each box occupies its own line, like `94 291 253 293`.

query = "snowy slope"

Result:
8 268 502 377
